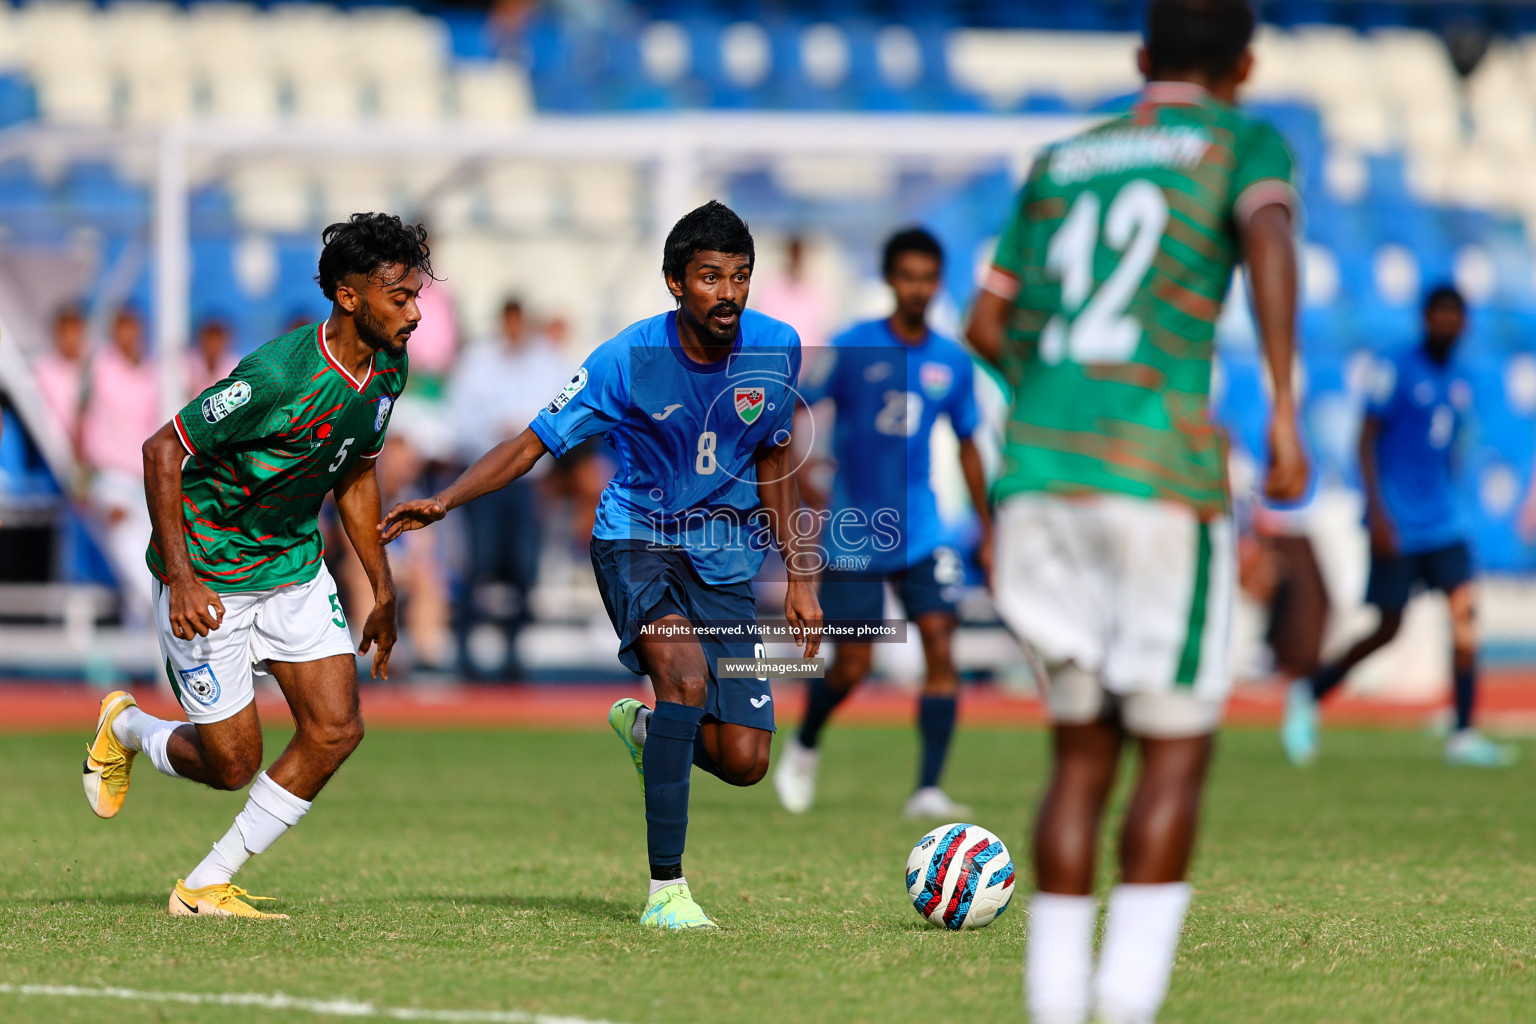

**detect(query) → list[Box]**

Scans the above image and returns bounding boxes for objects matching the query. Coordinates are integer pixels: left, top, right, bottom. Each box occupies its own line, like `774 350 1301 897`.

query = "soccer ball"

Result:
905 822 1015 930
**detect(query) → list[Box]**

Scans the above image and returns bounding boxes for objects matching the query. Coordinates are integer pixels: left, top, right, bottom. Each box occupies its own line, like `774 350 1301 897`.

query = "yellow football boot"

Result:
82 690 138 819
169 880 289 919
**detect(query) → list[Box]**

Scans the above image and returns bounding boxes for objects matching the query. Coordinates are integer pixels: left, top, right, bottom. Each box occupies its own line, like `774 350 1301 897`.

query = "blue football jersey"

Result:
798 319 979 574
530 309 802 584
1366 345 1471 554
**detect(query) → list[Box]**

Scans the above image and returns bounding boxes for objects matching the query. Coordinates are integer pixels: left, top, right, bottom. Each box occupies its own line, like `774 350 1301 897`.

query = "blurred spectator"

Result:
82 306 159 623
187 317 239 397
35 305 88 452
536 313 616 548
445 298 572 678
752 235 836 348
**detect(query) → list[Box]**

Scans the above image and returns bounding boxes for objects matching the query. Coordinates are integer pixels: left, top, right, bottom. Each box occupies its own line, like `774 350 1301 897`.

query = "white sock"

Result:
183 823 249 890
1026 892 1097 1024
113 706 181 778
183 772 311 890
649 875 685 897
1093 883 1193 1024
632 707 651 747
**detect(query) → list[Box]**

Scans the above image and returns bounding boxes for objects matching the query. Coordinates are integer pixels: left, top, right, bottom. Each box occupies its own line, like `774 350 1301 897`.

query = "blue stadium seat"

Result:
0 73 37 128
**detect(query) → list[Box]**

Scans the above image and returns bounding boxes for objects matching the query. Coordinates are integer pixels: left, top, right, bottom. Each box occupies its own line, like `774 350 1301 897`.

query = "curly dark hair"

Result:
315 212 433 301
1145 0 1255 80
662 200 754 286
881 226 944 277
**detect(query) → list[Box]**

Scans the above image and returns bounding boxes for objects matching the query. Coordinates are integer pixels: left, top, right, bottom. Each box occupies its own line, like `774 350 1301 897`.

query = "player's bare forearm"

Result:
335 459 395 600
1244 203 1298 407
440 428 549 511
958 437 993 584
757 436 823 658
1357 415 1395 551
756 438 814 585
379 428 548 542
336 460 398 677
143 421 225 636
965 288 1012 370
1243 202 1309 502
958 438 991 533
144 423 197 583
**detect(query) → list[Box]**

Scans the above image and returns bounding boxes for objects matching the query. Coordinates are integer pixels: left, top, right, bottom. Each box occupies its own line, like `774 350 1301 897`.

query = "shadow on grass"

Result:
408 893 636 921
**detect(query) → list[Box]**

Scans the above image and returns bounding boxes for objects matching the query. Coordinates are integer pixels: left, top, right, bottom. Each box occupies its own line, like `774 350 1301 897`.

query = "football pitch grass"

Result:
2 722 1535 1023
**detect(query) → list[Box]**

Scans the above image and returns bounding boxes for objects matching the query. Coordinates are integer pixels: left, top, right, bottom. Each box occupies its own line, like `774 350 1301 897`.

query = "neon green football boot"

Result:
641 882 717 930
608 698 647 792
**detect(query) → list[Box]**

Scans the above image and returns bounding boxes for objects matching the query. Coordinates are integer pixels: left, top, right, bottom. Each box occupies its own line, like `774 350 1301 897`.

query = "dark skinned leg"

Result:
696 722 772 786
1118 733 1214 884
263 654 364 801
914 613 958 697
1311 610 1403 702
826 644 871 693
631 616 711 878
1034 720 1123 895
798 643 870 749
164 704 264 792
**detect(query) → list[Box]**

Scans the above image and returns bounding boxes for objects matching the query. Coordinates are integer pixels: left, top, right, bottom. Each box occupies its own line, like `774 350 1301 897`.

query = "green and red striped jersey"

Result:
986 82 1296 516
146 321 407 593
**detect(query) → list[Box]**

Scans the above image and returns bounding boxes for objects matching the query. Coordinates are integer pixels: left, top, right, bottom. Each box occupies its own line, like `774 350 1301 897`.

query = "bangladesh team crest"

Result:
734 386 765 425
177 663 221 707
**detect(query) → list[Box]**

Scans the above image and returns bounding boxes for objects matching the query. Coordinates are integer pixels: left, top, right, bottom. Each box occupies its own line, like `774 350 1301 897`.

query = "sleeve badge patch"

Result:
201 381 252 424
546 367 589 414
374 395 394 432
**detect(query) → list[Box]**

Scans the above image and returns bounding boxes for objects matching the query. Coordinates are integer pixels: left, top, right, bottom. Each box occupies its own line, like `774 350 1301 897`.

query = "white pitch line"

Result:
0 983 629 1024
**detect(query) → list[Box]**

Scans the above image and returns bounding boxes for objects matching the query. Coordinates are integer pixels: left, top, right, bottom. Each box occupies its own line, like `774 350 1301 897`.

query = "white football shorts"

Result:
993 493 1235 738
154 562 356 725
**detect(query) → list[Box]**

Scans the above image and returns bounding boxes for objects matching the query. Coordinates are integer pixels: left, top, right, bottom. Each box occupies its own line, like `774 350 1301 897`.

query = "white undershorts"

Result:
993 493 1235 738
154 562 356 725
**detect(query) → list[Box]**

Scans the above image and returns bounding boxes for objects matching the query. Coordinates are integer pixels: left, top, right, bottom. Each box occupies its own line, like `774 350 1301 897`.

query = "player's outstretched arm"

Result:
757 435 823 659
964 289 1011 370
143 421 226 638
1243 202 1309 503
379 427 549 543
335 457 397 680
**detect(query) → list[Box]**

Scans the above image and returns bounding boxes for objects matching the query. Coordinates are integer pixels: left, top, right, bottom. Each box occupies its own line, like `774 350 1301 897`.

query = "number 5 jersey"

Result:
147 321 407 592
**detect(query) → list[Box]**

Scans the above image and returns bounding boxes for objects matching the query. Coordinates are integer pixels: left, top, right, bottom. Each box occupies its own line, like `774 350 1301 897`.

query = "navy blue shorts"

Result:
1365 541 1473 612
820 546 965 630
590 538 774 731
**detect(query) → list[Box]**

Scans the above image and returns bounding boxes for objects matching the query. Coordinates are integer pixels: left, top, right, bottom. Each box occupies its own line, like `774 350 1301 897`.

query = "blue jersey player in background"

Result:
773 227 992 820
381 202 823 929
1281 285 1514 768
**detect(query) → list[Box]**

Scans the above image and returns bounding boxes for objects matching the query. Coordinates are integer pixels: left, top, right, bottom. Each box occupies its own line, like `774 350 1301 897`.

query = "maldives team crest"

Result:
734 386 765 425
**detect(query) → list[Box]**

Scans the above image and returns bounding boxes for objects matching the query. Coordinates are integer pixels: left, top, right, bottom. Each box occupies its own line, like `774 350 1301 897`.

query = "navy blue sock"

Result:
692 728 723 779
798 678 850 749
1310 661 1348 701
642 701 704 873
917 694 957 790
1453 661 1477 732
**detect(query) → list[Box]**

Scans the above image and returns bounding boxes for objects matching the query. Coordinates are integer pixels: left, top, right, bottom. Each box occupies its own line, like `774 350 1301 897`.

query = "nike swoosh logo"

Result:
750 695 771 708
176 895 199 914
652 404 684 421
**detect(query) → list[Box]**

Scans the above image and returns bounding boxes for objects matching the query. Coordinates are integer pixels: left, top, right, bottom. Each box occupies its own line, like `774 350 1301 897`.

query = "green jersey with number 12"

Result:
987 82 1296 516
146 321 407 593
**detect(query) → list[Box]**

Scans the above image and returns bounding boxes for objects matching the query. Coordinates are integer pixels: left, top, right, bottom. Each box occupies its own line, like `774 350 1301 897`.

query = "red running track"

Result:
6 672 1536 733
